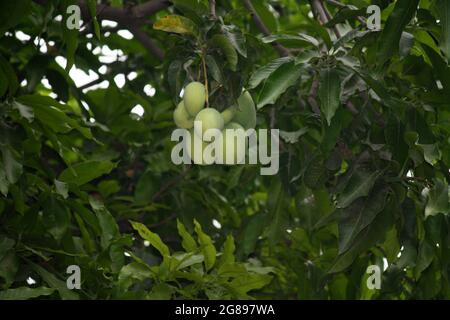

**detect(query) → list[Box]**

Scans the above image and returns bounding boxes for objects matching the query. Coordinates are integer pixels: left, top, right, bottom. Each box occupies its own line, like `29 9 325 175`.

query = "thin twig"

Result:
309 0 329 25
243 0 290 57
128 24 165 61
78 77 105 91
322 1 341 38
309 0 341 38
325 0 366 25
152 166 192 202
75 0 168 60
345 101 358 115
201 49 209 107
209 0 217 19
147 213 177 229
308 77 321 114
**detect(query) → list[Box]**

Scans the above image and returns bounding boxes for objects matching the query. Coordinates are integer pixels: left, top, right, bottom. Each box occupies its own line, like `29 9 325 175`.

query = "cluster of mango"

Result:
173 82 256 164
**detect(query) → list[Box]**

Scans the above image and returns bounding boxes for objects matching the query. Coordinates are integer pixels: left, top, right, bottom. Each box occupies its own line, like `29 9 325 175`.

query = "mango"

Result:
233 91 256 129
183 81 206 116
216 122 246 165
173 101 194 129
194 108 224 138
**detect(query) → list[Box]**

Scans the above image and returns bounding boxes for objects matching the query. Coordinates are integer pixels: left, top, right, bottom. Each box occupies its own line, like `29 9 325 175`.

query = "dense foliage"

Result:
0 0 450 300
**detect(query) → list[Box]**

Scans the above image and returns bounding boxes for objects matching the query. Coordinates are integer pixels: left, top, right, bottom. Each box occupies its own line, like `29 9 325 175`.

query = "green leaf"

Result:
0 251 18 286
325 7 365 27
338 189 388 253
12 101 34 122
176 219 197 252
210 34 238 71
74 212 96 254
251 1 277 32
0 54 19 97
0 237 15 260
229 273 273 298
205 55 223 84
0 66 8 97
1 147 22 184
415 240 434 278
248 56 293 89
68 200 101 235
377 0 419 64
118 262 154 292
267 182 287 248
16 95 92 138
354 69 393 104
110 0 122 6
54 180 69 199
130 220 170 262
239 213 267 256
62 0 79 71
30 262 79 300
0 287 55 300
318 68 341 125
193 219 216 271
336 170 381 209
87 0 101 40
0 0 31 34
154 15 198 36
134 171 157 204
219 235 235 266
329 203 393 273
10 185 25 214
256 61 301 109
91 200 119 249
167 60 186 97
425 179 450 217
0 165 9 196
171 0 208 21
279 128 308 144
218 262 247 278
422 44 450 93
262 33 319 47
222 25 247 57
98 180 120 198
173 252 204 270
59 160 115 186
43 195 71 241
438 0 450 62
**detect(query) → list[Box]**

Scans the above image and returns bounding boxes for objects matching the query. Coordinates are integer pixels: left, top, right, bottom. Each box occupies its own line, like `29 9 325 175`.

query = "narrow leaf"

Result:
248 56 293 89
130 220 170 261
154 15 198 36
193 220 216 271
176 219 197 252
318 68 341 125
256 62 301 109
59 160 115 186
336 170 381 208
377 0 419 64
438 0 450 62
0 286 55 300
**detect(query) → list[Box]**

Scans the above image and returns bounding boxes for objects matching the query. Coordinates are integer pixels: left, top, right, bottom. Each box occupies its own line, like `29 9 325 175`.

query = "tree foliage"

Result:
0 0 450 300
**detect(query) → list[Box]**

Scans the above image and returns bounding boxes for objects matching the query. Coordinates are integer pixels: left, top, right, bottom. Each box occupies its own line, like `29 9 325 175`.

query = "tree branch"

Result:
243 0 290 57
78 0 170 24
309 0 329 25
308 77 321 114
128 24 165 60
33 0 170 61
209 0 217 19
325 0 366 25
133 0 171 19
78 77 105 91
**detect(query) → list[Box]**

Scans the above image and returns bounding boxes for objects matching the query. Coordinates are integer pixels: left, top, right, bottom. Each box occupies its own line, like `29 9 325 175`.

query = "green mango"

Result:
233 91 256 130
